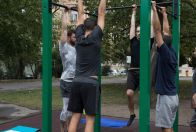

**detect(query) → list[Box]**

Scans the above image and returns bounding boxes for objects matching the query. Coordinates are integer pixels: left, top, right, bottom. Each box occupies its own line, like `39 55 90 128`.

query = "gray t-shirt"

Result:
193 69 196 94
75 24 103 77
59 42 76 82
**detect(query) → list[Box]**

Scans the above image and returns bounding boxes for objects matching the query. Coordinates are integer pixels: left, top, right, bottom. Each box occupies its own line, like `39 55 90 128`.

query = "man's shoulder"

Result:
130 37 139 44
76 24 85 35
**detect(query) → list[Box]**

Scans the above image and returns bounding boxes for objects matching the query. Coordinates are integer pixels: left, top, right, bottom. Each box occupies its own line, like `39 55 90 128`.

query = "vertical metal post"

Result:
139 0 151 132
94 56 102 132
172 0 180 132
42 0 52 132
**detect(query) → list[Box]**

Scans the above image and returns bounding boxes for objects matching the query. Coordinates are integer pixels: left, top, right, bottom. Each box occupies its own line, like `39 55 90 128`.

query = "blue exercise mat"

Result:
80 117 127 128
3 125 40 132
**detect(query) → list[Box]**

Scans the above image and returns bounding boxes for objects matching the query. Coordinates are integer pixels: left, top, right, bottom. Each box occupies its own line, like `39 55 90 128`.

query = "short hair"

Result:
136 23 140 28
67 30 75 37
163 35 172 47
84 18 97 31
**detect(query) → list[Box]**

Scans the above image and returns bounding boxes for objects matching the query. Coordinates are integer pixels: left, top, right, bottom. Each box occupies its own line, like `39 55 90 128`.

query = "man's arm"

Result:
150 9 155 38
77 0 85 26
161 7 171 36
152 1 164 48
97 0 107 30
130 4 137 40
60 9 68 44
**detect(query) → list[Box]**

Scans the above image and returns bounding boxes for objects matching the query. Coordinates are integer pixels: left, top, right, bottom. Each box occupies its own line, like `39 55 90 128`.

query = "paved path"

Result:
0 104 38 124
0 78 127 91
0 77 191 91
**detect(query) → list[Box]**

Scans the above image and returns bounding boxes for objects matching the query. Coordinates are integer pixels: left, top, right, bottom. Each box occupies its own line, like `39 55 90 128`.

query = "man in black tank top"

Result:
68 0 107 132
126 4 154 126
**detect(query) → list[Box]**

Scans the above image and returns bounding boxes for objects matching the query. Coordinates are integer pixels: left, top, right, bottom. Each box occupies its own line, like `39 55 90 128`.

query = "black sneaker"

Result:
127 114 136 126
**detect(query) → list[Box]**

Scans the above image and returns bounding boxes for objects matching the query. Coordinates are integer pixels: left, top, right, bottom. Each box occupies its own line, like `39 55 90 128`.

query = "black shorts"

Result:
127 70 140 91
60 80 72 98
68 77 100 115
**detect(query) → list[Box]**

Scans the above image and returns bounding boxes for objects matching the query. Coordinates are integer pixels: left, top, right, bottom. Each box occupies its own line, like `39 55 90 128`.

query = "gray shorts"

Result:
156 94 179 128
60 97 72 121
60 80 72 98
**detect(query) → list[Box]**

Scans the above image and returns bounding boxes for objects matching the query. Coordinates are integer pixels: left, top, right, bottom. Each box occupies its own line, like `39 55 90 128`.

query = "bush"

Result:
102 65 111 76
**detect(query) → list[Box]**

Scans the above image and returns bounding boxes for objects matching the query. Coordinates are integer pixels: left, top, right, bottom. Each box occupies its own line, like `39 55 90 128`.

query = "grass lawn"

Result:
0 80 192 110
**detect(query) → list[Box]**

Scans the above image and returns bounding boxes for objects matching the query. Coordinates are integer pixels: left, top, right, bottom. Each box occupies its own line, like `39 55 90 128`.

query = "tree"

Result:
85 0 196 66
0 0 41 79
180 0 196 66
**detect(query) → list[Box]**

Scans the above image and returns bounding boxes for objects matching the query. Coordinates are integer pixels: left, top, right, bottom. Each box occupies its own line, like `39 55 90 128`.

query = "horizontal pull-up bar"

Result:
106 1 173 10
156 5 178 19
51 2 98 17
51 1 177 19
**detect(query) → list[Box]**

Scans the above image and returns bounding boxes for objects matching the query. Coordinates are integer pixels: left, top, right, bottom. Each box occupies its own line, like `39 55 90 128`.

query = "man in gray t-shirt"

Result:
191 48 196 131
59 8 76 132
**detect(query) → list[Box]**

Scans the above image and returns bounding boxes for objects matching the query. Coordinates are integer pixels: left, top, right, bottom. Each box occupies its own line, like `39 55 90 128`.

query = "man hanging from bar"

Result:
126 3 154 126
59 6 76 132
152 1 179 132
190 47 196 131
67 0 107 132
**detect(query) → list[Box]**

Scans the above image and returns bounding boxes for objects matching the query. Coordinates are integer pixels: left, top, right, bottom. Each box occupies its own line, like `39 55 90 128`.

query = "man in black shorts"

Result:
191 48 196 131
126 4 154 126
67 0 107 132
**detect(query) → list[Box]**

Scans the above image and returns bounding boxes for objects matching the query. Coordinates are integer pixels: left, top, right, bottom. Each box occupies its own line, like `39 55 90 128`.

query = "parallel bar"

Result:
172 0 180 132
51 2 98 17
105 1 172 10
42 0 52 132
139 0 151 132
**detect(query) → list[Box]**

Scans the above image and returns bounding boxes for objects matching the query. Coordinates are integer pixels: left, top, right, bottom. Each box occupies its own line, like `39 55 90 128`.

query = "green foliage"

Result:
85 0 196 65
0 0 41 79
0 0 195 79
52 47 62 78
180 0 196 66
102 65 111 76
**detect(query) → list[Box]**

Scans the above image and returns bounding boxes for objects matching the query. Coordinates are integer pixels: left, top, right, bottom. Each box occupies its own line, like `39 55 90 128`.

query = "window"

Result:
70 11 78 23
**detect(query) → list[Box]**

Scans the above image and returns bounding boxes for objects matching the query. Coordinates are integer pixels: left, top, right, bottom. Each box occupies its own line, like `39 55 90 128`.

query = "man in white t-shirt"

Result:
59 8 76 132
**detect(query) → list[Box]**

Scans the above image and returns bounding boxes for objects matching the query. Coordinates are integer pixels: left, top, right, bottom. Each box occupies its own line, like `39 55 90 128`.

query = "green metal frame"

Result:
94 69 102 132
41 0 180 131
42 0 52 132
172 0 180 132
139 0 151 132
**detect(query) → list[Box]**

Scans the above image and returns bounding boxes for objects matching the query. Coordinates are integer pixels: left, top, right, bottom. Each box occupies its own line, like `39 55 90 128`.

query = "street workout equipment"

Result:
42 0 180 132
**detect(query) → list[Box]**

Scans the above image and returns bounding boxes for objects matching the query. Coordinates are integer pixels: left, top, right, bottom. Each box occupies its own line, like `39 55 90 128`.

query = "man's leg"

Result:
68 113 82 132
60 121 66 132
85 114 95 132
127 89 135 114
162 128 173 132
126 89 136 126
126 70 137 126
60 80 72 132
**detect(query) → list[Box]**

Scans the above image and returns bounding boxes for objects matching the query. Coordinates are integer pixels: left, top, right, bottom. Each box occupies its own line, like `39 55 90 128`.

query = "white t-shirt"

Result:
59 42 76 82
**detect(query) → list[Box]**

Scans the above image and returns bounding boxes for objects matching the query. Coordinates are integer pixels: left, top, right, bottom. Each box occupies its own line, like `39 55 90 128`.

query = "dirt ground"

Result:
102 99 193 126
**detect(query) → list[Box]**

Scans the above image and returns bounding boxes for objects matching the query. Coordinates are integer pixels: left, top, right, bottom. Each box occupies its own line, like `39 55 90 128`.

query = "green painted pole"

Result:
42 0 52 132
172 0 180 132
139 0 151 132
94 55 102 132
94 95 101 132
